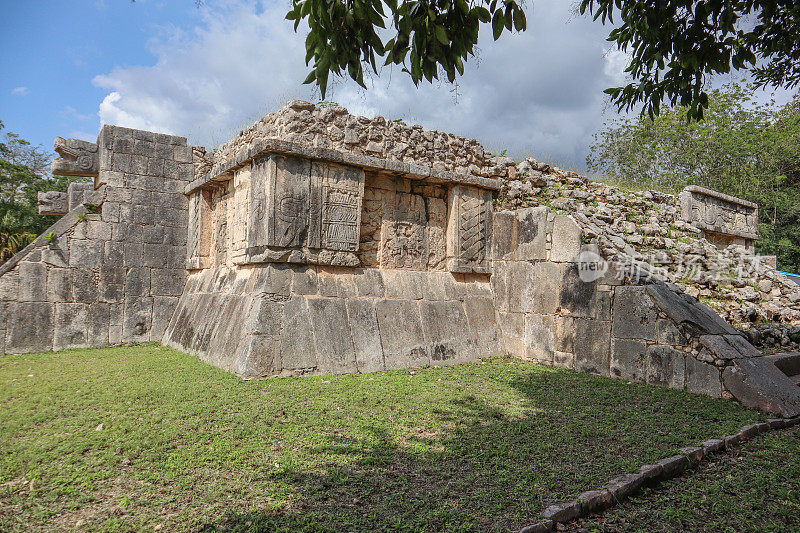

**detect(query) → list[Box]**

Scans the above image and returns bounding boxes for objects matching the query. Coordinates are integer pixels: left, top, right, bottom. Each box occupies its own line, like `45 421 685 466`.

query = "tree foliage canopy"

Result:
288 0 800 120
0 121 84 262
588 82 800 272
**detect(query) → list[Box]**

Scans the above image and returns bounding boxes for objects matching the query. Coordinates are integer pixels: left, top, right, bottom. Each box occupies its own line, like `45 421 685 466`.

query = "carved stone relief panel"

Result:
245 153 365 265
310 162 365 252
447 185 493 274
679 185 758 241
38 191 69 216
380 192 429 270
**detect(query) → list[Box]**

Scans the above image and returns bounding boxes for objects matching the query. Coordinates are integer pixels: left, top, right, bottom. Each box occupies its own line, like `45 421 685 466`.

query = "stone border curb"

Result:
518 416 800 533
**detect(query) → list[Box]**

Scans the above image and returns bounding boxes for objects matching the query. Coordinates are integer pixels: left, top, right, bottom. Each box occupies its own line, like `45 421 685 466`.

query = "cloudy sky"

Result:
0 0 789 171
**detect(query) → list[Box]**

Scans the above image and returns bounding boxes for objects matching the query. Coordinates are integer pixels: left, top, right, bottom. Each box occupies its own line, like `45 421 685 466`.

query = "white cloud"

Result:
62 106 95 122
12 86 29 96
93 0 624 167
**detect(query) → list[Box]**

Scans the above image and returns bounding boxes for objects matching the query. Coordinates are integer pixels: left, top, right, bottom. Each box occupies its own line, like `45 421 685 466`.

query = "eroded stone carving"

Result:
447 185 493 273
244 153 365 266
380 192 428 270
37 191 68 215
679 185 758 242
52 137 99 177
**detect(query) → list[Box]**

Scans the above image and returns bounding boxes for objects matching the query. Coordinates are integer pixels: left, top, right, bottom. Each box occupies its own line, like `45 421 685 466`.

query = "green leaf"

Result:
492 11 504 41
435 25 449 45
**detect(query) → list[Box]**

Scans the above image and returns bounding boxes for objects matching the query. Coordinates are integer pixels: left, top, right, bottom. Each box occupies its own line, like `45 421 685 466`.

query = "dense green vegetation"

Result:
588 83 800 273
0 345 763 531
0 120 84 263
288 0 800 121
569 426 800 532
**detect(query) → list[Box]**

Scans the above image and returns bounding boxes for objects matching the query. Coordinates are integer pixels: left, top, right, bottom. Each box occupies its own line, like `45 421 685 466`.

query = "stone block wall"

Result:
490 207 800 412
0 125 193 354
163 264 503 378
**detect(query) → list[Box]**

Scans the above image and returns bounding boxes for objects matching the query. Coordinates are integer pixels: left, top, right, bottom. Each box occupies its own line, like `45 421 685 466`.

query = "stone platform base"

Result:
163 265 504 378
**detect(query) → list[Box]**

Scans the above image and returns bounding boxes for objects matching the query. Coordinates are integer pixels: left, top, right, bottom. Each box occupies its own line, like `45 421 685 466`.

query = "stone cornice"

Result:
185 137 501 195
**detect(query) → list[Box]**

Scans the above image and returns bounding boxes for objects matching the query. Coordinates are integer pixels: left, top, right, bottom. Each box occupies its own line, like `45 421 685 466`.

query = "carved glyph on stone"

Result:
245 153 365 265
380 192 428 270
317 163 363 252
447 185 493 273
37 191 69 215
52 137 99 177
679 186 758 246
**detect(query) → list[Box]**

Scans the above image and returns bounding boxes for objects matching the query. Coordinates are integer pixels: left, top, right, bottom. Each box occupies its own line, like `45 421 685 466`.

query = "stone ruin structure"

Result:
2 100 800 418
679 185 759 253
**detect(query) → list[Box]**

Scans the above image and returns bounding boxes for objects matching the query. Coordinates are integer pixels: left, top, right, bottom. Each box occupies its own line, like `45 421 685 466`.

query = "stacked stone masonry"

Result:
3 100 800 417
0 125 192 354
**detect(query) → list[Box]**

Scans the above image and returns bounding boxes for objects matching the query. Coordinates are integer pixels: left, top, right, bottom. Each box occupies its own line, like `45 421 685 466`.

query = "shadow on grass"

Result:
198 368 760 533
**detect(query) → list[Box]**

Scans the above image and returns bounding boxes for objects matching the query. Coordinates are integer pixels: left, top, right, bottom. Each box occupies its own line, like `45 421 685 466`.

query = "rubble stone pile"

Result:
496 156 800 328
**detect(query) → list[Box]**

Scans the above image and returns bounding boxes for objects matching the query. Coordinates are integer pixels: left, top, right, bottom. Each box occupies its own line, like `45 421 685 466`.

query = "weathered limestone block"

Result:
722 357 800 417
37 191 68 215
463 296 504 356
646 345 685 389
613 286 658 341
559 263 597 318
54 302 89 350
527 262 562 314
497 311 524 356
491 211 516 261
375 299 428 370
699 334 761 361
123 297 153 342
233 335 277 378
88 302 111 346
187 190 212 270
524 314 556 363
278 296 317 371
68 181 95 210
685 357 722 398
6 302 53 353
19 262 47 302
52 137 99 177
47 268 73 302
646 282 739 336
346 298 386 373
611 338 647 381
516 207 548 260
308 297 358 374
574 319 611 376
447 185 493 273
420 300 477 364
550 215 582 262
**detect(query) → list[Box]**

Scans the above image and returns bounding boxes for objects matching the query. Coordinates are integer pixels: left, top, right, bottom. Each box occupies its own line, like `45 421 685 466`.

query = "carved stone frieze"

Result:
447 185 493 273
37 191 68 215
51 137 99 177
245 153 365 265
679 185 758 241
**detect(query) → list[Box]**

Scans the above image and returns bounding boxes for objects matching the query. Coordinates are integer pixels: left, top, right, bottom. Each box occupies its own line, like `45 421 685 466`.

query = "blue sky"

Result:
1 1 795 170
1 1 202 148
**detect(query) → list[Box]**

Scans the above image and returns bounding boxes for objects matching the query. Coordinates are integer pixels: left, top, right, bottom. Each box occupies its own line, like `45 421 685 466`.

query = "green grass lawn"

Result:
0 345 765 532
568 427 800 532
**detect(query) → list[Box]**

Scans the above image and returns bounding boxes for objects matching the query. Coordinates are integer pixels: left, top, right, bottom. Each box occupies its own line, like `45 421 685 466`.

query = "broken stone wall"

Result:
203 101 490 182
491 206 800 415
0 125 193 355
